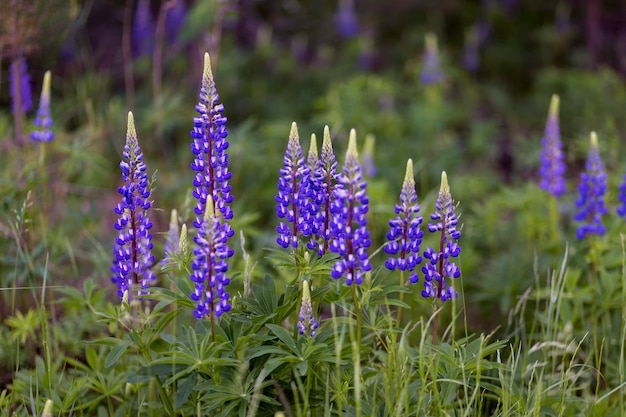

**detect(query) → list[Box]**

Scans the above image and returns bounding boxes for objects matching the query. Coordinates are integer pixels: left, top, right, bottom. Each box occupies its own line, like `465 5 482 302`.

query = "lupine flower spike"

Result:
361 134 377 177
539 95 566 198
420 33 444 85
385 159 423 283
330 129 372 286
574 132 607 240
297 280 319 337
190 196 232 319
422 171 461 302
310 126 338 255
275 122 314 249
31 71 54 143
189 52 234 320
111 112 156 301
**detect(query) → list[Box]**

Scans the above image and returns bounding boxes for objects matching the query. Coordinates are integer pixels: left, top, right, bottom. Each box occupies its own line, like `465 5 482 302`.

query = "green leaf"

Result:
266 324 299 355
105 340 132 368
176 376 196 410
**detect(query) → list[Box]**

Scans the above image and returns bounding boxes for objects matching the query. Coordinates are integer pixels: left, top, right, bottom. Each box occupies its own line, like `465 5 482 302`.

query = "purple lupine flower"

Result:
297 280 319 337
361 134 377 177
420 33 445 86
111 112 156 301
10 55 32 114
133 0 155 57
421 172 461 301
574 132 607 240
462 26 480 73
275 122 315 249
189 52 234 317
334 0 359 39
31 71 54 143
190 196 232 318
539 95 566 198
310 126 338 255
385 159 424 283
329 129 372 286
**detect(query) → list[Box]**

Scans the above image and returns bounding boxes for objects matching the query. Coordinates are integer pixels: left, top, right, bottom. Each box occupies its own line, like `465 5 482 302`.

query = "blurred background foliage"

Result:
2 0 626 371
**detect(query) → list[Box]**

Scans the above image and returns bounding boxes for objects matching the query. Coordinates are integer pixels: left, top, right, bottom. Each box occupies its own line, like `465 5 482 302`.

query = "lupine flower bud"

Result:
421 172 461 301
420 33 444 85
31 71 54 143
309 125 338 255
574 132 607 239
538 95 566 198
41 399 53 417
308 133 318 170
275 122 315 249
385 159 423 283
189 52 234 318
162 209 179 265
111 112 156 301
329 129 372 286
179 223 188 258
297 280 319 337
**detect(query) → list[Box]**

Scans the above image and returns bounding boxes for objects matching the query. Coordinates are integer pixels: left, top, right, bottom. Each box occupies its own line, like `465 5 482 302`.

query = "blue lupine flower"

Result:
421 172 461 301
133 0 154 57
111 112 155 301
190 196 232 319
189 52 234 317
539 95 566 198
310 126 338 255
275 122 315 249
329 129 372 286
420 33 444 85
10 55 32 114
574 132 607 240
297 280 319 337
385 159 423 283
334 0 360 39
31 71 54 143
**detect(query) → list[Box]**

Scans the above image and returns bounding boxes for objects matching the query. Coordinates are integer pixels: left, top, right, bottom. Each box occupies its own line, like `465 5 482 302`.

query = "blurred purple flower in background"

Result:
189 53 234 318
275 122 315 249
31 71 54 143
574 132 607 240
133 0 155 57
361 134 376 177
538 95 566 198
329 130 371 286
165 0 187 43
616 174 626 219
420 33 445 85
334 0 360 39
111 112 155 301
385 159 423 283
463 26 480 73
421 172 461 301
10 55 32 114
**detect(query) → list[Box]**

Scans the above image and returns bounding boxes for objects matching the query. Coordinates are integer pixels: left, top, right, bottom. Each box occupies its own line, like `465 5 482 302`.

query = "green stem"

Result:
351 284 362 417
548 196 559 245
397 270 405 329
588 234 601 393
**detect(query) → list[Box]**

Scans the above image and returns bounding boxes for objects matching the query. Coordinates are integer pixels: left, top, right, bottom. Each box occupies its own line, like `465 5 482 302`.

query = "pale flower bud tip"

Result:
41 399 53 417
549 94 559 117
290 121 299 140
404 159 414 183
590 131 598 148
203 52 213 83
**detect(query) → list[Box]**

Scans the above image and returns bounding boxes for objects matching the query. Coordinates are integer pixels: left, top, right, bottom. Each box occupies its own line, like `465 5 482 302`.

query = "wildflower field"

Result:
3 1 626 416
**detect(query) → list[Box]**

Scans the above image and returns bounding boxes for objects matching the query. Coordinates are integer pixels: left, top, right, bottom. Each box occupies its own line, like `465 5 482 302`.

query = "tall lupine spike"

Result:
10 55 32 114
421 171 461 301
190 196 232 318
420 33 444 85
31 71 54 143
111 112 156 301
538 95 566 197
329 129 372 286
297 280 319 337
309 125 338 255
574 132 607 240
385 159 424 282
275 122 315 249
189 52 234 319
